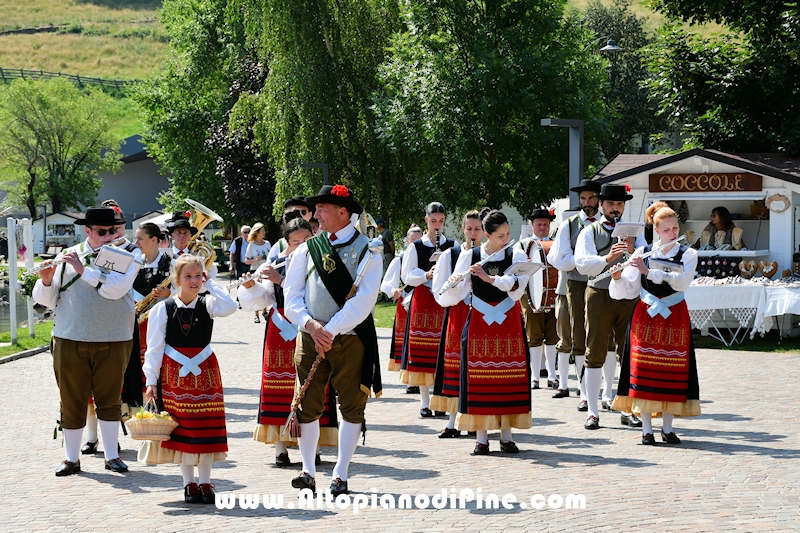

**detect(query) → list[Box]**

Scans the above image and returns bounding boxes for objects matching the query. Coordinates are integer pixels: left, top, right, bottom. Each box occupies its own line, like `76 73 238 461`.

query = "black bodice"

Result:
642 244 687 298
133 253 172 296
470 247 514 303
413 237 456 271
164 296 213 347
273 256 288 309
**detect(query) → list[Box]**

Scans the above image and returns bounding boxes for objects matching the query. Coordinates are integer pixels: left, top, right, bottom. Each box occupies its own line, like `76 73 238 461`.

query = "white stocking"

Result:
63 428 83 463
545 345 557 380
557 352 570 389
529 346 542 383
476 430 489 445
500 427 513 442
198 463 212 485
641 412 653 435
181 464 195 486
275 441 288 456
575 355 586 396
602 351 617 402
419 386 430 409
447 412 457 430
662 412 675 434
297 420 320 478
86 409 98 443
584 367 602 419
540 351 547 372
332 420 361 482
98 420 120 460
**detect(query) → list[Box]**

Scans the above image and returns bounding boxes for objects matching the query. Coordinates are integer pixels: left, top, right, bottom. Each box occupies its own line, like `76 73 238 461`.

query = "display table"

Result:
754 285 800 337
684 285 765 346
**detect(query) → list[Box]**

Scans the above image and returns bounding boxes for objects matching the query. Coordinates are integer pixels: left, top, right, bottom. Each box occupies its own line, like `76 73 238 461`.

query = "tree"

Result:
371 0 610 215
0 78 122 218
646 1 800 154
584 0 667 159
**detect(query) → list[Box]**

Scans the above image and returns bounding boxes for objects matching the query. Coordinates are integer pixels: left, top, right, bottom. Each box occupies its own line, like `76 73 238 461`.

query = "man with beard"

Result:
575 184 646 430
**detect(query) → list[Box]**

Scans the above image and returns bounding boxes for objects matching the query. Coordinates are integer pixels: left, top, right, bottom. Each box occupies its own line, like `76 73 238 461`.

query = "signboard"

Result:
649 173 762 193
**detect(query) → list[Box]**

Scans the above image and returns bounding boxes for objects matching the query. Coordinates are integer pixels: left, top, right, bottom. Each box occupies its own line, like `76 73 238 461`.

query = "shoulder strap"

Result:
306 234 354 309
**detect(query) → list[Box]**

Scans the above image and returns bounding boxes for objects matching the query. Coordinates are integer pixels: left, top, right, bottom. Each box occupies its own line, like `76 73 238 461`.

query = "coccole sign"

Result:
649 173 762 193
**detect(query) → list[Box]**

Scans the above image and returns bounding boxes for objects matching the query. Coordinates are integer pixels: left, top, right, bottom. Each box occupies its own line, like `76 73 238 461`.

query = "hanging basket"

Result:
124 399 178 441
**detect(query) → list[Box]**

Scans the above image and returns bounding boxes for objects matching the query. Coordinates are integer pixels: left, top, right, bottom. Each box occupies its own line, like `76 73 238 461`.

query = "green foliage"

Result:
647 2 800 154
0 78 122 217
371 0 609 216
584 0 667 158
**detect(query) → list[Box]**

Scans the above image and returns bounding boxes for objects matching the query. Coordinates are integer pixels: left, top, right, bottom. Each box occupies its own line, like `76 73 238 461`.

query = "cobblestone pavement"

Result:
3 305 800 531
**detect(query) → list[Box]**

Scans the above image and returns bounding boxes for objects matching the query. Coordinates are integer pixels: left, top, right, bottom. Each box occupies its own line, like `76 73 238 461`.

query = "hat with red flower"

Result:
598 183 634 202
527 208 556 221
306 184 364 214
75 206 126 226
166 210 198 235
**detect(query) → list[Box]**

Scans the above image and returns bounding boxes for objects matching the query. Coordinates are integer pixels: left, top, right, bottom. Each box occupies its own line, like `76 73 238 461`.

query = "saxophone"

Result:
135 199 223 324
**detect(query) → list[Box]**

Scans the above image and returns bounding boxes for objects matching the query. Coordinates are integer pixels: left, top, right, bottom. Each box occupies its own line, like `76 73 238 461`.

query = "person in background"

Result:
245 222 271 323
229 226 251 280
692 206 745 249
376 218 395 273
0 230 8 262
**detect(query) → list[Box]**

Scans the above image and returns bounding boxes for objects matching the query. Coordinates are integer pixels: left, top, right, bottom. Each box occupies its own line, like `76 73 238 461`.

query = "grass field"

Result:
0 320 53 358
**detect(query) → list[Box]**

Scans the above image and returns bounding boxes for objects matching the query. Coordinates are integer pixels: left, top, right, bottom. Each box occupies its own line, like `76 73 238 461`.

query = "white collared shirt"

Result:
400 233 461 287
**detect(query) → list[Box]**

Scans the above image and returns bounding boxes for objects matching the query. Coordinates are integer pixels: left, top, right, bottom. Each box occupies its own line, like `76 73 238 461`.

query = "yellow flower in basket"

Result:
125 399 178 441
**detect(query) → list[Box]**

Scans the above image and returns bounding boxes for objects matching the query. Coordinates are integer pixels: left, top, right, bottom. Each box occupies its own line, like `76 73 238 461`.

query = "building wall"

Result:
96 158 170 219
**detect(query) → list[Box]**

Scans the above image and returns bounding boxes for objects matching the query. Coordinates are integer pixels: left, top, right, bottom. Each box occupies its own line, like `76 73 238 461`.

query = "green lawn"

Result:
693 331 800 354
0 320 53 358
373 300 397 329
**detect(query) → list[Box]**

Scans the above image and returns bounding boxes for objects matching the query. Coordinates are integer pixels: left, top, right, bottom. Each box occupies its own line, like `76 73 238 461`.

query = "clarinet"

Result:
434 228 441 253
470 238 476 250
613 216 629 260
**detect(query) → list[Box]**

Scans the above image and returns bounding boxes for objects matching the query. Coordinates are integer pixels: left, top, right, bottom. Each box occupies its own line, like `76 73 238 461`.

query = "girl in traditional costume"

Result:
142 254 237 503
431 211 482 438
238 218 338 467
400 203 460 417
610 202 700 445
439 210 532 454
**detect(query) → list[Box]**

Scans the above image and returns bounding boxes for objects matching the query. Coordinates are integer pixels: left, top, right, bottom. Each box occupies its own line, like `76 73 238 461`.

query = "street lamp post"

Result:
300 163 329 186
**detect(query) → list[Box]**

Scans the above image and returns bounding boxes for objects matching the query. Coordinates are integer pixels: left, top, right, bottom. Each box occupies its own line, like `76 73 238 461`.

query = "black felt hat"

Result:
569 179 602 194
306 185 363 215
598 183 634 202
166 210 198 235
283 196 313 210
75 206 125 226
527 208 556 221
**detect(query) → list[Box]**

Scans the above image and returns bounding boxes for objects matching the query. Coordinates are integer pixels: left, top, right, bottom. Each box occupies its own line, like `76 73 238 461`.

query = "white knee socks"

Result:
332 420 361 482
419 386 430 409
181 464 195 486
98 420 120 460
197 463 212 485
602 351 617 402
476 430 489 445
500 427 512 442
297 420 320 478
275 440 288 456
545 345 557 380
529 346 542 383
585 367 602 418
662 412 674 434
641 412 653 435
447 412 457 430
86 410 98 443
557 352 570 389
63 428 83 463
575 355 586 396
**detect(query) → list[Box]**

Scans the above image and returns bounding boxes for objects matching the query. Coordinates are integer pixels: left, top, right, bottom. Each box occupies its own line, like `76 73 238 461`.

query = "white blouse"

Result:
437 244 529 308
142 279 237 386
609 244 698 301
400 234 461 287
380 256 402 297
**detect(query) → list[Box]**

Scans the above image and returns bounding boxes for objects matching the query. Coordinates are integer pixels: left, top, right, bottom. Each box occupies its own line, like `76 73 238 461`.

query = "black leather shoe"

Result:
552 388 570 398
104 458 128 473
434 411 447 417
467 431 477 437
499 440 519 453
275 452 292 467
438 427 461 439
576 389 580 397
584 416 600 430
315 453 321 466
531 381 540 390
184 482 202 503
472 442 490 455
292 472 316 492
601 400 614 411
330 477 348 497
539 369 548 377
55 460 81 477
406 386 420 394
81 441 98 455
199 483 216 504
419 408 434 418
621 413 642 427
661 430 681 444
577 400 588 412
547 379 559 390
642 433 656 445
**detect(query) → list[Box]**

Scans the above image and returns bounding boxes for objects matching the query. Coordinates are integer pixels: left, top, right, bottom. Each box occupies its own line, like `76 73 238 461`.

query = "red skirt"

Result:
388 299 408 372
255 308 338 445
400 284 445 385
160 346 227 455
457 300 531 429
431 300 469 412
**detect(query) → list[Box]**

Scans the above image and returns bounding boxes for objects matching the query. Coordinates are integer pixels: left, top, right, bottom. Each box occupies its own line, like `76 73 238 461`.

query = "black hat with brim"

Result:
283 196 313 210
570 179 602 194
306 185 364 215
527 208 555 221
598 183 634 202
166 211 198 235
75 206 125 226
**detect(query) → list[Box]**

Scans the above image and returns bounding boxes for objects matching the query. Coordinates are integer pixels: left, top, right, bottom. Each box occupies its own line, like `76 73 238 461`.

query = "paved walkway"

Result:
2 308 800 531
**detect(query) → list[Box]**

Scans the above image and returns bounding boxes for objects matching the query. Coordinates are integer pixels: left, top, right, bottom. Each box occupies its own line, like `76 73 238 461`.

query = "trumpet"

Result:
24 237 127 276
438 239 516 295
592 235 687 283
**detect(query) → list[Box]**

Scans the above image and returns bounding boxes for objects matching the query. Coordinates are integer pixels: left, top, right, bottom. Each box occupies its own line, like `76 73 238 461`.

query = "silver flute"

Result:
593 235 687 282
438 239 516 295
226 271 263 291
24 237 127 276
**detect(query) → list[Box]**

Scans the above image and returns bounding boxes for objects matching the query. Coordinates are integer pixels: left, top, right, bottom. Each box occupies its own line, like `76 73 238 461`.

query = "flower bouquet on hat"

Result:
125 398 178 441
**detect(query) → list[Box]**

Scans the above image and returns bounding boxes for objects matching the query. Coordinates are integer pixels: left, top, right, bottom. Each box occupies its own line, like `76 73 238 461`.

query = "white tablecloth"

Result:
684 285 765 333
754 285 800 335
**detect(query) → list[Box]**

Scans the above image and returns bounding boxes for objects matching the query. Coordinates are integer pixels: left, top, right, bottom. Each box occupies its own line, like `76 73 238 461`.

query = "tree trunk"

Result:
25 168 37 218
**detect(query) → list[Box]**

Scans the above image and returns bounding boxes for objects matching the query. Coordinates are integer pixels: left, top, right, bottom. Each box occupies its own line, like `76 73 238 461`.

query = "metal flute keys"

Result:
592 235 687 283
438 239 516 295
24 237 127 276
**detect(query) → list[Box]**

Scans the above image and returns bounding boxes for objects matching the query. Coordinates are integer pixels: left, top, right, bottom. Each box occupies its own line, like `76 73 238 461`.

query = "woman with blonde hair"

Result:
610 201 700 445
245 222 271 322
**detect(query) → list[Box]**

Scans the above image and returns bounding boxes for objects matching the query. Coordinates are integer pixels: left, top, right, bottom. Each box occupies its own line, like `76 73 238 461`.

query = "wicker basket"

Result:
124 399 179 441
